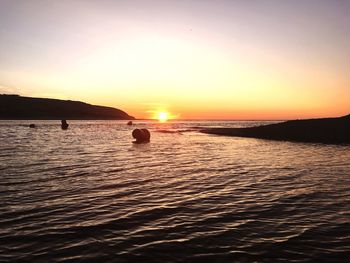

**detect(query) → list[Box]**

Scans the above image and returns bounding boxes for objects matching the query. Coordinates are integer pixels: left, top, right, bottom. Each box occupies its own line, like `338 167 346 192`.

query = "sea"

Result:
0 120 349 262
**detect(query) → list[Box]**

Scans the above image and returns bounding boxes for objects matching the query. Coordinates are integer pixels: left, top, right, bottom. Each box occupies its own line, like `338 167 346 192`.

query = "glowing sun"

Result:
157 112 169 122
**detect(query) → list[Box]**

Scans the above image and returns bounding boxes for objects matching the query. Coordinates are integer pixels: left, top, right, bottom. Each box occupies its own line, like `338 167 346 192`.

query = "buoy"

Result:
132 128 150 143
141 128 151 142
61 120 69 130
132 129 144 143
29 124 36 128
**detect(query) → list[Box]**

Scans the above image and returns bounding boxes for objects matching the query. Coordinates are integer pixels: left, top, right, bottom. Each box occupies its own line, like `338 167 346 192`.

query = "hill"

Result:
0 94 135 120
201 114 350 144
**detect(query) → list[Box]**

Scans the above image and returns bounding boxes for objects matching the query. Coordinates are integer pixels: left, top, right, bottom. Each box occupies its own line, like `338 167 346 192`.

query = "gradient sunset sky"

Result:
0 0 349 120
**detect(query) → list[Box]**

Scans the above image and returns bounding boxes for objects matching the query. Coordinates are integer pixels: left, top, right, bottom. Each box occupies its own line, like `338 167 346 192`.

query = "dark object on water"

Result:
132 129 143 143
61 120 69 130
127 121 133 125
141 128 151 142
201 114 350 144
132 128 151 144
29 124 36 128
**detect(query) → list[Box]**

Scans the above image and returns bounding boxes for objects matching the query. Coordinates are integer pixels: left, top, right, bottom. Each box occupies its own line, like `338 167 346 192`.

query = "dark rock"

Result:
201 114 350 144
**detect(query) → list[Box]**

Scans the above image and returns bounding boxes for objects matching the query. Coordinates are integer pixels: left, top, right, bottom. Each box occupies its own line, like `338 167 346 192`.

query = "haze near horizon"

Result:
0 0 349 120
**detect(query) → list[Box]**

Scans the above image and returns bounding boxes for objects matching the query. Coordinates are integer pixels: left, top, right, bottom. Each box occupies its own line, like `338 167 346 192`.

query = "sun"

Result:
157 112 168 122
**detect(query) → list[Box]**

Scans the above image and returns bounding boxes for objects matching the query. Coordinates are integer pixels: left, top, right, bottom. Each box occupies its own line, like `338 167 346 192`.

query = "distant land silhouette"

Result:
0 94 135 120
201 114 350 144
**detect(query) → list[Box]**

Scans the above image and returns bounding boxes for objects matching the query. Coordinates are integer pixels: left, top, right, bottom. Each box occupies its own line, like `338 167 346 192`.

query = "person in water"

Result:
61 120 69 130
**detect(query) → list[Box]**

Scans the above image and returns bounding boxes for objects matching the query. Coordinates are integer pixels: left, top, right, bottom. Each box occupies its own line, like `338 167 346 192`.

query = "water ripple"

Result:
0 120 349 262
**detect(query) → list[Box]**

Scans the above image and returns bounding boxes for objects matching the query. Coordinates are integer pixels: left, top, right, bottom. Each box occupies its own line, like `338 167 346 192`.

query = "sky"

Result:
0 0 349 120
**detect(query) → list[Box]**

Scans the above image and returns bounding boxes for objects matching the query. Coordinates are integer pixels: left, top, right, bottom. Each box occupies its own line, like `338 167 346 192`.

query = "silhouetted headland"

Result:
201 114 350 144
0 94 135 120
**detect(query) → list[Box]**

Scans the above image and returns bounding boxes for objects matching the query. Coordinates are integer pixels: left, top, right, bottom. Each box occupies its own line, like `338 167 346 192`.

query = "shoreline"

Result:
201 114 350 144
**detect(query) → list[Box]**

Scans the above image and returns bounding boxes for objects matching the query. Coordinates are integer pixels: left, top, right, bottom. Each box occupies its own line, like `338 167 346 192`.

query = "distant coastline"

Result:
0 94 135 120
201 114 350 144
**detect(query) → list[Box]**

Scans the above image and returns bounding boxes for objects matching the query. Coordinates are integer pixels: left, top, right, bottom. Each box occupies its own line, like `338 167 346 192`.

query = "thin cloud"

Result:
0 84 20 95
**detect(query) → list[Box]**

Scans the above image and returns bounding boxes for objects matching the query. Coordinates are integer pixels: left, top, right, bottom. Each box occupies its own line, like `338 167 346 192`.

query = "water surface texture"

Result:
1 120 349 262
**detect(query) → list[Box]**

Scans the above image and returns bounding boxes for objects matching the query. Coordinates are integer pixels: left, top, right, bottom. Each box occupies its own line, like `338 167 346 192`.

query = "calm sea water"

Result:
1 120 349 262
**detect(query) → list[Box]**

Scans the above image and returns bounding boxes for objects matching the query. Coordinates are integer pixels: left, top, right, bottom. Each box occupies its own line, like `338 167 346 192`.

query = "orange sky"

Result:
0 1 349 120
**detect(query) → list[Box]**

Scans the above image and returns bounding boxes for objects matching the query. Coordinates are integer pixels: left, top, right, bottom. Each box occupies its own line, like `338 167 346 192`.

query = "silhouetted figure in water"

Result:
132 128 150 143
61 120 69 130
127 121 133 126
29 124 36 128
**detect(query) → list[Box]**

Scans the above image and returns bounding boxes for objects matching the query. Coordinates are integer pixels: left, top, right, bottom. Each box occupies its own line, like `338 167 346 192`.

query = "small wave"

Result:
155 129 181 134
1 119 349 262
155 128 200 133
